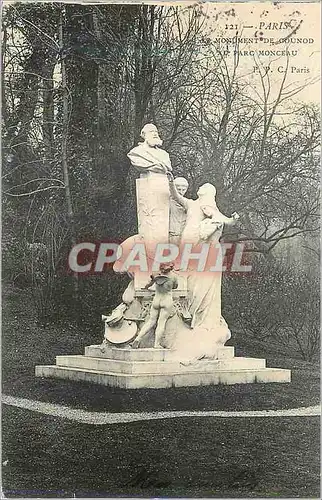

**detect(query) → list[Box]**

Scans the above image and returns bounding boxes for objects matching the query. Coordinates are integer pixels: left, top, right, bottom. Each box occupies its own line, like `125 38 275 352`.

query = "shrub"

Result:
223 256 320 361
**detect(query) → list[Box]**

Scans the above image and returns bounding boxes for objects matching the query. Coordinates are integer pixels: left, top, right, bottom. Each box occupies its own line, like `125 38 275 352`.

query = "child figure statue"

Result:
132 263 178 349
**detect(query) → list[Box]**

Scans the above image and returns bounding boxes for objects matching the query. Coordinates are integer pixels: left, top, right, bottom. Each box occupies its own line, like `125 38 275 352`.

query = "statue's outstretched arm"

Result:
172 275 179 289
201 204 238 225
144 275 155 289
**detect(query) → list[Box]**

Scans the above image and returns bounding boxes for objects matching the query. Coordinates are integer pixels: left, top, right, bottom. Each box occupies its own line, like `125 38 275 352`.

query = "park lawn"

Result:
2 285 320 412
2 405 320 498
2 285 320 499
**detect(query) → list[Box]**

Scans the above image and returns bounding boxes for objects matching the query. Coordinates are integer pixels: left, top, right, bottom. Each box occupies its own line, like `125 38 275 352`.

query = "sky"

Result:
188 2 321 106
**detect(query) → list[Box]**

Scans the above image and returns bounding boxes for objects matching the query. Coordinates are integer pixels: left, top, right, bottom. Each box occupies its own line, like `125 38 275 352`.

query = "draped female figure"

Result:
168 175 239 362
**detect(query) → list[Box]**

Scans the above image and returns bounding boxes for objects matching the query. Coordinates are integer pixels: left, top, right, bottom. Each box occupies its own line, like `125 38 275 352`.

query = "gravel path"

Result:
2 394 320 425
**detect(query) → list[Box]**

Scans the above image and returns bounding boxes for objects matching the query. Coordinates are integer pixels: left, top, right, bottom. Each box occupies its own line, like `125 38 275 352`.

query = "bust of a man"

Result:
127 124 172 175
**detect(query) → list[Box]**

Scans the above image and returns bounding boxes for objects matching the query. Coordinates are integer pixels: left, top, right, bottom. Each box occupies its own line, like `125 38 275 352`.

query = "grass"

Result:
2 406 320 498
2 285 320 413
2 284 320 498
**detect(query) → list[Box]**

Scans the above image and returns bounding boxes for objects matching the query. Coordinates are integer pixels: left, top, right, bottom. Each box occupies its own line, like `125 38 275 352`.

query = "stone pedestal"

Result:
35 345 291 389
135 174 170 290
136 174 170 242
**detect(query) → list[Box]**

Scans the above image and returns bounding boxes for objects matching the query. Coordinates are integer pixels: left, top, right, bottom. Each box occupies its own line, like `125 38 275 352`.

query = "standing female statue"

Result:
168 173 240 361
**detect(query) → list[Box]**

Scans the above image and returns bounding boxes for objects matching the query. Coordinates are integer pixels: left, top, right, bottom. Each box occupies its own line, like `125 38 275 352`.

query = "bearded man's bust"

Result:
127 124 172 176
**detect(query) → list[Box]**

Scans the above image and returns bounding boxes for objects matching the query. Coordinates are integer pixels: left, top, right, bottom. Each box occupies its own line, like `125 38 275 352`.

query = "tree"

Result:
2 3 320 326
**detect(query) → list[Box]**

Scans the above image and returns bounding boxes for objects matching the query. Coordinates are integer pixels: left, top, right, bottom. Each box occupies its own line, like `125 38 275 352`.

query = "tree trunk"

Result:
59 6 78 295
133 6 156 138
42 63 56 158
1 25 8 126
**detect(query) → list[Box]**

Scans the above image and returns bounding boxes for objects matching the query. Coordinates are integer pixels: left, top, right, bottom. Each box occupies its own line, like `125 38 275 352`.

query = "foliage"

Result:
223 256 320 361
2 3 320 327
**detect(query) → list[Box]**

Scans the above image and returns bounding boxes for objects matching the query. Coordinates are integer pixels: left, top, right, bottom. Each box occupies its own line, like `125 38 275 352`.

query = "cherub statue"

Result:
132 262 178 349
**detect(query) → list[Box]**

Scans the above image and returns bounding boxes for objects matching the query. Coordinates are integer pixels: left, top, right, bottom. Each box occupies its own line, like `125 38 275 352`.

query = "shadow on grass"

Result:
2 406 320 498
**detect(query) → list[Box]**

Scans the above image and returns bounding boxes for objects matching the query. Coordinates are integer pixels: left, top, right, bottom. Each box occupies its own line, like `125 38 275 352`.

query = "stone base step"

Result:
35 365 291 389
56 355 266 374
84 345 235 361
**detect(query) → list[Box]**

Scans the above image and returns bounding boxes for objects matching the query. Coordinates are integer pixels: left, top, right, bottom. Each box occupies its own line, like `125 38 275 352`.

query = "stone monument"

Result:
35 125 291 388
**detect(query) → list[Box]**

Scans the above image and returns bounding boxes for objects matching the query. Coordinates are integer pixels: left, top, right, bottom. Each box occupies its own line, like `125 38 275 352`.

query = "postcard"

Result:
2 1 320 498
